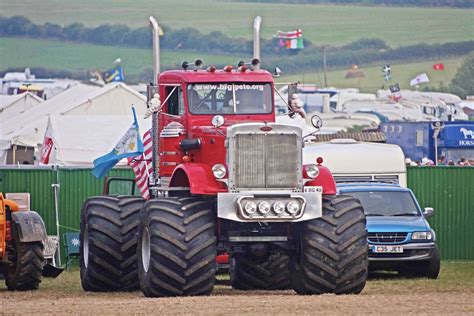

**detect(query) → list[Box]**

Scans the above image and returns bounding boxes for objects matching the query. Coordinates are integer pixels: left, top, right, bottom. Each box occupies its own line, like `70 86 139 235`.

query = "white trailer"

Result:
303 139 407 187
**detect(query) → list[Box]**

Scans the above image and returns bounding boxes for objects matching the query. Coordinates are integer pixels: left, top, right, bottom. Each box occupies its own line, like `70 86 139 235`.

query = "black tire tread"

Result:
138 197 216 297
5 226 44 291
80 195 144 291
230 252 291 290
292 195 368 295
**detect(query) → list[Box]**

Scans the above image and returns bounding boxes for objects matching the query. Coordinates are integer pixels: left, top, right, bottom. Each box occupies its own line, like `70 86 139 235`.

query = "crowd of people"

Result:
405 155 472 166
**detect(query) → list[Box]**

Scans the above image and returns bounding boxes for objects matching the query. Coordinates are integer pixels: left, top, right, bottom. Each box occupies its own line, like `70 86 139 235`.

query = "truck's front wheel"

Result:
138 197 217 297
292 195 368 295
80 196 144 291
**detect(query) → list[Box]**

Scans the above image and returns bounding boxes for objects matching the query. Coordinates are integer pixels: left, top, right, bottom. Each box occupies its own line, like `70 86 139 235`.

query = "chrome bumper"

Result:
217 190 322 222
369 242 436 261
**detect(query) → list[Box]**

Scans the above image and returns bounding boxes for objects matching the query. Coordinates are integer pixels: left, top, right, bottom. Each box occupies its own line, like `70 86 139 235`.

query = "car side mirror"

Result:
423 207 434 218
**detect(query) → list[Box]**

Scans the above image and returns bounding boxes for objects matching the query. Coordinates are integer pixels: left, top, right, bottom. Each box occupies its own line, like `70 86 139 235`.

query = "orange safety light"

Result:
207 65 216 73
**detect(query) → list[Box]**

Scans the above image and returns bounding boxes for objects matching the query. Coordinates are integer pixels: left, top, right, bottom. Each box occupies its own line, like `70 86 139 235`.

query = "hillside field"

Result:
1 0 473 46
0 37 239 77
1 37 464 92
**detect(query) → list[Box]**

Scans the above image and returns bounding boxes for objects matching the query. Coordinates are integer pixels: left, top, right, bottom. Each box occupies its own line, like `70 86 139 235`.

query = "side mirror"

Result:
311 114 323 129
287 83 298 107
423 207 434 218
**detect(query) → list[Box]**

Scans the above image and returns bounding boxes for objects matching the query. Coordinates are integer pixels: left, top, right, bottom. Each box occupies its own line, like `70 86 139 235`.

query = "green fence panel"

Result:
407 166 474 260
0 166 134 263
1 166 472 261
0 168 57 232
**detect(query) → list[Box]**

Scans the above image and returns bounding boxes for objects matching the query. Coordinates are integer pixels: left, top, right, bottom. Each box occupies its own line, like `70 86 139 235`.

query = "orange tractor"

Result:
0 193 46 290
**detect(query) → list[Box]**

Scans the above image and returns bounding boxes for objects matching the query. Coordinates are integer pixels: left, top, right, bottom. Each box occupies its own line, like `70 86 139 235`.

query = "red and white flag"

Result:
128 129 152 199
40 122 54 164
433 63 444 71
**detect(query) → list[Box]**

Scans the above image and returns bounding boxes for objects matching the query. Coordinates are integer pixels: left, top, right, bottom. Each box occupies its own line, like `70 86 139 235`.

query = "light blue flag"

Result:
92 107 144 178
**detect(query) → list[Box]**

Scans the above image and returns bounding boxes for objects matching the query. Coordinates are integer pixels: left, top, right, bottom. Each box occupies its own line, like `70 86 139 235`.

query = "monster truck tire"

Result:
138 197 217 297
292 195 368 295
4 225 44 291
80 195 144 291
399 246 441 279
230 252 291 290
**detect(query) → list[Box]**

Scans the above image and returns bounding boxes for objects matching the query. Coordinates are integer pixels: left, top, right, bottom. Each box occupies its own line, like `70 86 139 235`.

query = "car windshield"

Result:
346 191 420 216
188 83 273 114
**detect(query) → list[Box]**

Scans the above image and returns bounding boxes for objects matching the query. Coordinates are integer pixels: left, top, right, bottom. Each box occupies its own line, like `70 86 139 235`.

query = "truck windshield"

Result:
188 83 272 114
346 191 420 216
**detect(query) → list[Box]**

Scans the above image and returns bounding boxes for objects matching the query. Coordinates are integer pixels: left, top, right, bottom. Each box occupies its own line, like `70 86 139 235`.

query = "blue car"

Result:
338 183 440 279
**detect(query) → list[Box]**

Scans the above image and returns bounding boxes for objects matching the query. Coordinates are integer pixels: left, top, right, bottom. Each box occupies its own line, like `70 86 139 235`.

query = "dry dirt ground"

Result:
1 262 473 315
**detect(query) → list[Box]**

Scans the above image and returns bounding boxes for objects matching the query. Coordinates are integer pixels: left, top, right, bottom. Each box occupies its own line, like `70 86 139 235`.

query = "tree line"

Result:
233 0 474 8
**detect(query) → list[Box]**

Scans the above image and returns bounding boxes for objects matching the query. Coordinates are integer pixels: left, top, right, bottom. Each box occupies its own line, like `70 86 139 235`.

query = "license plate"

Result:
304 186 323 193
372 245 404 253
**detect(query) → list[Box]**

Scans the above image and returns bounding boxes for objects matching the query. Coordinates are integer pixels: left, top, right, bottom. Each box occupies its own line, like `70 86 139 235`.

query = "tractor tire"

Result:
292 195 368 295
80 195 144 291
138 197 217 297
399 246 441 279
230 252 291 290
4 225 44 291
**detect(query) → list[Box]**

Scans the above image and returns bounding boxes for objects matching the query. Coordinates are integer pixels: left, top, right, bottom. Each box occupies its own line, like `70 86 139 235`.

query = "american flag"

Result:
127 129 152 199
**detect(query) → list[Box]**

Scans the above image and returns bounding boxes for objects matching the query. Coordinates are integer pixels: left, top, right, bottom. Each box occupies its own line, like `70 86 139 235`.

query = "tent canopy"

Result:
45 115 152 166
0 92 43 122
1 82 147 148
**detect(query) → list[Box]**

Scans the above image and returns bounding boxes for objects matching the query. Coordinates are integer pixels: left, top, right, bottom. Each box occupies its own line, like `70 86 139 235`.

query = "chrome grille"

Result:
234 133 299 189
368 232 408 243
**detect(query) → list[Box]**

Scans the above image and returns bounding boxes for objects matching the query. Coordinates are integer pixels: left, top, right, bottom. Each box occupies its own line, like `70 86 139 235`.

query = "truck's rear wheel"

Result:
230 252 291 290
138 197 217 297
80 195 144 291
4 225 44 291
292 195 368 295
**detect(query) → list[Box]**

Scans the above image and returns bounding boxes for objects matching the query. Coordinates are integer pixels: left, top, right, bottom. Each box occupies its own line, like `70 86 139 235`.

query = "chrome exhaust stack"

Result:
253 16 262 69
149 16 161 188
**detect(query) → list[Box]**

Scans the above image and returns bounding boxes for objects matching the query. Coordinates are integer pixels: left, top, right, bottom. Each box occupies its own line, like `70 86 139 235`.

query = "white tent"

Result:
44 115 152 166
0 82 147 149
0 92 43 122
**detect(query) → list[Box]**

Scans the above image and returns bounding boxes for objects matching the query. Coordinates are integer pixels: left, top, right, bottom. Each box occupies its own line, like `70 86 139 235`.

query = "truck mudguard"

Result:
11 211 47 243
170 163 227 195
305 165 337 195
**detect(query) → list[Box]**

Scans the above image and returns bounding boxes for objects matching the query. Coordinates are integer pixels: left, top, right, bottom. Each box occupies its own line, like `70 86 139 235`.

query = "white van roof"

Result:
303 139 406 174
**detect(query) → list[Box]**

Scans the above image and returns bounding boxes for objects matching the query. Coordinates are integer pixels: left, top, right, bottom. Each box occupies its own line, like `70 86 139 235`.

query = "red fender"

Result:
170 163 227 195
304 165 337 195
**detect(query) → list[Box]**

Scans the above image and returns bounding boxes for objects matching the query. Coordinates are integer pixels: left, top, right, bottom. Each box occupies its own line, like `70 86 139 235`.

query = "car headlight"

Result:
287 200 300 214
258 201 271 214
273 201 286 214
304 164 319 179
212 164 226 179
412 231 433 240
244 201 257 215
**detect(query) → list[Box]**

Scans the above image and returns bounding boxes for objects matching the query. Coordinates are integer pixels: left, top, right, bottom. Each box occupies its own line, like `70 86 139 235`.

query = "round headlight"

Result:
211 115 225 128
244 201 257 215
305 164 319 179
258 201 271 214
273 201 285 214
212 164 226 179
287 201 300 214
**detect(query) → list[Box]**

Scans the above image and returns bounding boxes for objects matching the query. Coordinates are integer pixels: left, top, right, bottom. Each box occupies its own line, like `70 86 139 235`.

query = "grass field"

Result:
1 37 465 91
1 0 473 46
278 57 465 92
0 262 473 314
0 37 238 77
